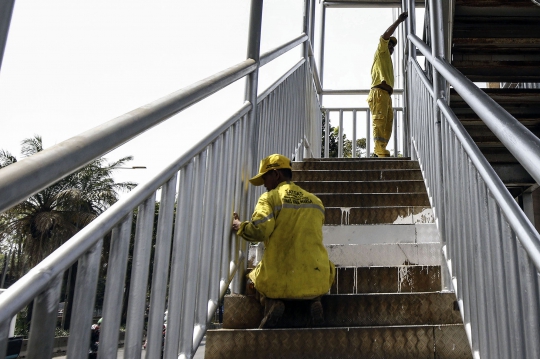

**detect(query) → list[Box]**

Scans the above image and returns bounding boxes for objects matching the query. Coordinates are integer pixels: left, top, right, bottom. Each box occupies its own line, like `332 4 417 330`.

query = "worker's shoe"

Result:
259 299 285 329
374 141 390 157
310 299 324 326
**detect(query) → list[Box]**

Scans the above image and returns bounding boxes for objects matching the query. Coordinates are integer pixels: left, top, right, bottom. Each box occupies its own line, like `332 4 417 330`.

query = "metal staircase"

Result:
205 158 472 359
1 1 540 359
450 0 540 193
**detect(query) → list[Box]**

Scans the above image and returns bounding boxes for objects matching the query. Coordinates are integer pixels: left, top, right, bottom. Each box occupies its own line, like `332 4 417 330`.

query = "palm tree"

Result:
0 135 136 278
1 135 138 330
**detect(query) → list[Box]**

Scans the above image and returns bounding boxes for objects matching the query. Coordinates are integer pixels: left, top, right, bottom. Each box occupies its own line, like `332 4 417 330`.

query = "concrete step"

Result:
332 265 441 294
296 180 427 194
323 223 439 245
317 193 430 207
324 206 433 225
293 169 423 182
326 242 443 267
206 324 472 359
293 159 419 170
221 292 461 330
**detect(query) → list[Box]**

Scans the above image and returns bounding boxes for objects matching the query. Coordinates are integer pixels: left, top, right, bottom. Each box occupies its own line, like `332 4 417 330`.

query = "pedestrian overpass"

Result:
1 1 540 358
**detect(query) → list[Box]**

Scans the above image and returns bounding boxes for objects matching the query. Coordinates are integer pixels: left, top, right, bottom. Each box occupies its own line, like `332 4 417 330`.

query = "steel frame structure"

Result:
1 1 540 358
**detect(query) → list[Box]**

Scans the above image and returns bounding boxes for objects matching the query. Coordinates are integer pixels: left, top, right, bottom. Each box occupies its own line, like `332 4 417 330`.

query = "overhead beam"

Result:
324 0 425 8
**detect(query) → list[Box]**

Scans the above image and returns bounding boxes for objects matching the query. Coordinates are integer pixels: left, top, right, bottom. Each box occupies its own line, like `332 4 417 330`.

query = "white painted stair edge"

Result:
323 223 440 245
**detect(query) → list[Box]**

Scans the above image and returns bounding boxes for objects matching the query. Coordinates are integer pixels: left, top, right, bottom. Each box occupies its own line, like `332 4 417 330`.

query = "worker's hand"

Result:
232 212 241 232
398 11 408 22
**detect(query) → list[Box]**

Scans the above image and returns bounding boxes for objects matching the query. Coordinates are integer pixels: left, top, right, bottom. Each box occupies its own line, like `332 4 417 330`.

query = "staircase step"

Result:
324 206 434 225
450 88 540 116
455 0 540 16
206 324 472 359
222 292 461 330
449 88 540 186
332 266 441 294
296 180 427 194
317 193 430 207
293 159 419 170
293 169 423 182
326 243 442 267
323 223 439 245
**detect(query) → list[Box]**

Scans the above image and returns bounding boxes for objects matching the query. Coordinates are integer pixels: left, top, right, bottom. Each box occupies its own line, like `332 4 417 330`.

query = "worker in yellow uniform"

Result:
368 11 408 157
232 154 335 328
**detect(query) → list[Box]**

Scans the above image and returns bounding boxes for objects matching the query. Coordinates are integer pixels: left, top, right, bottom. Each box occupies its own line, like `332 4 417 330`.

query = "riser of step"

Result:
293 159 419 170
206 325 472 359
293 170 424 182
324 206 434 225
450 63 540 82
332 266 441 294
317 193 430 207
455 0 540 16
326 243 443 267
453 17 540 39
450 89 540 115
222 293 461 330
295 180 427 194
323 224 439 245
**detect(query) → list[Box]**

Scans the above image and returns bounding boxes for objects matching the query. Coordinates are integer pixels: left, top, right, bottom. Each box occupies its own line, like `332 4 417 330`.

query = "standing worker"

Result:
368 11 408 157
232 154 335 328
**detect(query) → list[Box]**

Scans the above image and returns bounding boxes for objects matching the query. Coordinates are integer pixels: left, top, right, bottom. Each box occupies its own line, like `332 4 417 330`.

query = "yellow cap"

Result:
249 154 292 186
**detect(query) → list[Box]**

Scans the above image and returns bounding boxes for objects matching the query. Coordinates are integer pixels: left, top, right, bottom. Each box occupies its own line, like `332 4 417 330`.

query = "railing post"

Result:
0 0 15 76
405 0 417 160
234 0 264 295
429 0 450 289
318 1 327 105
303 0 311 60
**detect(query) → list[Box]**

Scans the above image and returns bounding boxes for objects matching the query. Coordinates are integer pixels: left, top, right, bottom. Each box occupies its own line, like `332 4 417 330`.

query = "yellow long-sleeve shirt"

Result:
238 181 335 299
370 36 394 89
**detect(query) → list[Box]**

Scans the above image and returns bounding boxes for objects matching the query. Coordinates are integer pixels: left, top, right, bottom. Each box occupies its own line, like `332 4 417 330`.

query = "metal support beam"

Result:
235 0 264 294
0 0 15 76
318 2 327 105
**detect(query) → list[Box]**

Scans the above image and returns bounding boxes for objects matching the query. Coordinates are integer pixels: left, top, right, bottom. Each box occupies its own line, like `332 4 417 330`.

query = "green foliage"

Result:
0 135 137 277
322 111 367 158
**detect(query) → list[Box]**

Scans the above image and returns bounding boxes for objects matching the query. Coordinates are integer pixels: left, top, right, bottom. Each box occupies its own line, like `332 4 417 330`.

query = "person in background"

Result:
368 11 408 157
232 154 335 328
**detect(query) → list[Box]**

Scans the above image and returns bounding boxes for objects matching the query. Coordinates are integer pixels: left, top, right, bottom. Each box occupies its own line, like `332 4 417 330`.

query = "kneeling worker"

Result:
232 154 335 328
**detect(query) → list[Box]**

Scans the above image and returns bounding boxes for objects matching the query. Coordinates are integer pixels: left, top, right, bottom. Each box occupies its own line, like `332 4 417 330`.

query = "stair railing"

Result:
322 106 404 158
405 1 540 358
0 1 322 358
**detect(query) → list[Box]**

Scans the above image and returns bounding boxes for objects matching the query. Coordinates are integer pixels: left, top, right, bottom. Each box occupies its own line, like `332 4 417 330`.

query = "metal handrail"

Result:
438 100 540 271
0 32 313 215
0 12 320 356
406 3 540 355
409 33 540 186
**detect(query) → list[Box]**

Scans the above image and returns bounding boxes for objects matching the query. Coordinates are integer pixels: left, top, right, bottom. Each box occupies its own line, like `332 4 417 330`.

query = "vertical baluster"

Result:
99 216 133 359
145 175 178 359
195 144 218 351
65 241 103 358
164 163 194 359
178 153 207 357
26 275 62 359
488 200 512 358
124 195 156 358
0 320 9 359
501 221 524 357
516 229 540 358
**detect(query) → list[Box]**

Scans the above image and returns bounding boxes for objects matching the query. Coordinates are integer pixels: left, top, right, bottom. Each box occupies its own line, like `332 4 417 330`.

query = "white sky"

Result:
0 1 423 186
